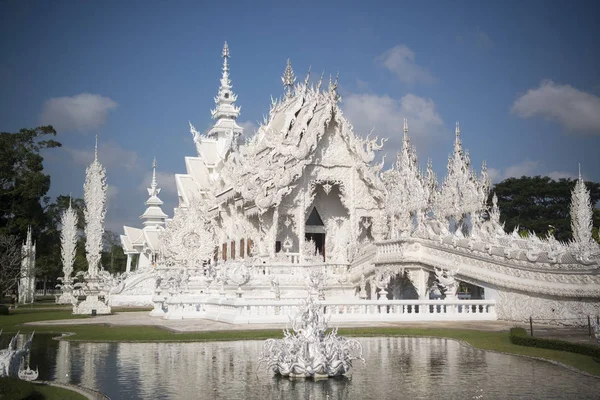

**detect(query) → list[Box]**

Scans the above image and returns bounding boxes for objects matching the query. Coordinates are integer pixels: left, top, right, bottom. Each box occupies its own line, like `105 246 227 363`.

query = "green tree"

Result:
491 176 600 242
102 231 127 274
0 126 61 238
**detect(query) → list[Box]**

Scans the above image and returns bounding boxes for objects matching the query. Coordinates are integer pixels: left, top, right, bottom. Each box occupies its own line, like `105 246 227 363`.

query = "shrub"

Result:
0 304 9 315
509 327 600 358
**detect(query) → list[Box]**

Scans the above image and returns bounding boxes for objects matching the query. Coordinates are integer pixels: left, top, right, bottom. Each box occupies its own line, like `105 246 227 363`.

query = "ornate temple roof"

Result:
218 67 388 213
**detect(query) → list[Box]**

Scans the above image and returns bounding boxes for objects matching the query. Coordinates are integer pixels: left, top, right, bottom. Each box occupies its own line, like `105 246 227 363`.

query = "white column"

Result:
126 254 133 273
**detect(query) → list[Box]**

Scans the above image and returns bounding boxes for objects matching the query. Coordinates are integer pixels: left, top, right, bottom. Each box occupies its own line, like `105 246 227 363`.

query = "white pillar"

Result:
126 254 133 273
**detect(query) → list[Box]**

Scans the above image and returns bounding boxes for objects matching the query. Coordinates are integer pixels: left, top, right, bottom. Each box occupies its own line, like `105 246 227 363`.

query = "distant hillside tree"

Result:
491 176 600 242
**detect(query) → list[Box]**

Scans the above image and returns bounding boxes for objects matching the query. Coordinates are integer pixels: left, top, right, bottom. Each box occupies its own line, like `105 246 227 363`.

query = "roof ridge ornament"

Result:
316 71 324 92
282 58 296 99
328 72 341 103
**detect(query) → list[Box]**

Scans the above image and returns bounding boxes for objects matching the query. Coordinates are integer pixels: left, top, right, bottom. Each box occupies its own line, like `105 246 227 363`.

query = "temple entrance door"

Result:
305 232 325 261
306 207 326 261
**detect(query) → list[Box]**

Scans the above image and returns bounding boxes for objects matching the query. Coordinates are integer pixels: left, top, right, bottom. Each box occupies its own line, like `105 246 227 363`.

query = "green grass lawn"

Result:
1 308 599 377
0 378 87 400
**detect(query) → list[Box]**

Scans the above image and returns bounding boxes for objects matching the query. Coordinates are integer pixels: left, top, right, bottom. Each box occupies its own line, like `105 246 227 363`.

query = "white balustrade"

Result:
160 297 496 323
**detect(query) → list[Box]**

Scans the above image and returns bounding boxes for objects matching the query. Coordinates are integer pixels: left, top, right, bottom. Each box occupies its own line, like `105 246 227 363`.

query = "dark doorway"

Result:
305 207 326 261
305 232 325 260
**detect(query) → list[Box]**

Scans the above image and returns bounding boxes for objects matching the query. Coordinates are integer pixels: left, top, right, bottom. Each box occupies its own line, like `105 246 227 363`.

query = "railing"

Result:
161 297 496 323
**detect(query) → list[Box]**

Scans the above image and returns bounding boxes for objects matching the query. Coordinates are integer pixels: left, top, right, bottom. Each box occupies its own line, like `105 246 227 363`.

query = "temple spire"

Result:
207 42 243 140
141 157 167 228
94 135 98 161
282 58 296 98
454 121 462 153
150 157 158 194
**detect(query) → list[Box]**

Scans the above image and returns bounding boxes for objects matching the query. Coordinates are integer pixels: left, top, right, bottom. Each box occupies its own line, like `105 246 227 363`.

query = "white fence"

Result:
161 297 497 324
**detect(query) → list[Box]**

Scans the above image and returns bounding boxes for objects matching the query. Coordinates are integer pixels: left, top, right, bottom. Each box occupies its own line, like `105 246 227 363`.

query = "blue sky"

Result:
1 0 599 232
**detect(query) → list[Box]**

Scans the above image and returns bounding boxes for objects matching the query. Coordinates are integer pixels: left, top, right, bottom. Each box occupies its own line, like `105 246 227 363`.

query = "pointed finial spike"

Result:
578 163 582 181
404 118 408 134
455 121 460 136
94 135 98 161
222 41 229 58
304 66 312 86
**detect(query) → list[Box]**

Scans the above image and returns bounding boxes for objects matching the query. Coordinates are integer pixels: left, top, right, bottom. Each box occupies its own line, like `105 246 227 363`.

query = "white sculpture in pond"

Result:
258 274 364 378
0 331 35 379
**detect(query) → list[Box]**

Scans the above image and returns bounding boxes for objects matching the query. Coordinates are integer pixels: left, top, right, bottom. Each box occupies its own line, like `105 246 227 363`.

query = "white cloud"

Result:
488 160 577 183
511 80 600 134
377 45 434 84
488 160 540 183
63 141 139 171
238 120 258 135
40 93 117 133
343 92 444 153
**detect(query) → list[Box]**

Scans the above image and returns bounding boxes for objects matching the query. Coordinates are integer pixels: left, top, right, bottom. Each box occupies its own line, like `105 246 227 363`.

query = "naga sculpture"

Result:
435 267 459 300
0 331 35 379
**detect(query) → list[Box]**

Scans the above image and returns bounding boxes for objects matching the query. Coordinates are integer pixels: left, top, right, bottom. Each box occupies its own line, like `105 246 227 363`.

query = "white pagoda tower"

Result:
18 226 36 304
121 158 168 272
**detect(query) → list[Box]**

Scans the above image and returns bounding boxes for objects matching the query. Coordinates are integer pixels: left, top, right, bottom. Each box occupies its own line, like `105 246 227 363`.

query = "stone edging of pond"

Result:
34 380 110 400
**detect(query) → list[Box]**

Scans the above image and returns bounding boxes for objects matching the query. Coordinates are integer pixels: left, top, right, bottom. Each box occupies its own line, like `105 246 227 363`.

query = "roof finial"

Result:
151 157 158 190
69 193 72 208
404 118 408 136
304 65 311 87
282 58 296 99
222 41 230 59
578 163 582 181
316 71 324 92
94 135 98 161
455 121 460 138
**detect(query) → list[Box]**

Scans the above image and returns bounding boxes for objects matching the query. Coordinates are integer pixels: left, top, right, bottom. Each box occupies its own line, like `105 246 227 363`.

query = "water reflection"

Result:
8 335 600 399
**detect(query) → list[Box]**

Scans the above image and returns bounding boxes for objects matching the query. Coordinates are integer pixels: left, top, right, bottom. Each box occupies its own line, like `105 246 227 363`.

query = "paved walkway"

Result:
25 311 600 345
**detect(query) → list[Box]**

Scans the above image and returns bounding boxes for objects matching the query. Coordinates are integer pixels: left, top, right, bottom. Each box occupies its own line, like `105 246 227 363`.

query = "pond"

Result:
4 334 600 399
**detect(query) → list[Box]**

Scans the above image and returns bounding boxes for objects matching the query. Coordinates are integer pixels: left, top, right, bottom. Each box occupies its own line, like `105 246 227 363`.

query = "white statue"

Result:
0 331 34 379
73 138 111 315
435 267 459 300
258 274 364 378
56 198 78 304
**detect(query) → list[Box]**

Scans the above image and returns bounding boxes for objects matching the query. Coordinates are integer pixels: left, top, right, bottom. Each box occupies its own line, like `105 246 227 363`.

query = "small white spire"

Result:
455 121 460 137
316 71 324 92
222 41 230 58
578 163 582 181
151 157 158 191
94 135 98 161
403 118 408 136
304 66 311 87
282 58 296 98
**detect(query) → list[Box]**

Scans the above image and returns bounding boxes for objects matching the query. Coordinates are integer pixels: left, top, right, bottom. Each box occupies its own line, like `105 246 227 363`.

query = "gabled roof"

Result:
217 79 387 213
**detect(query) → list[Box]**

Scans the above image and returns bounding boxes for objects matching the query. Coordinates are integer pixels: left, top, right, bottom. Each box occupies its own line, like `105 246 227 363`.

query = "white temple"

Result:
113 42 600 325
18 226 36 304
